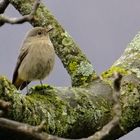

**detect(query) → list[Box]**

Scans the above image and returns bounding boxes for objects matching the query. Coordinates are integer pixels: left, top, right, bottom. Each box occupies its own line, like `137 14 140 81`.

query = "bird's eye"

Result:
38 31 42 35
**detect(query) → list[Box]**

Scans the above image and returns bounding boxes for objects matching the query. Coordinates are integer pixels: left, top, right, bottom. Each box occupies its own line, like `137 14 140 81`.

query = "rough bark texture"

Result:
0 0 140 140
0 77 113 139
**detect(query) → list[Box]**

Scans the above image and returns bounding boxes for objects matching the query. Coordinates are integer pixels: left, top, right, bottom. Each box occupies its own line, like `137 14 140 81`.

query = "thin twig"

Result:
87 72 122 140
0 99 11 110
0 118 49 140
0 118 66 140
0 0 40 26
0 110 3 117
0 0 9 14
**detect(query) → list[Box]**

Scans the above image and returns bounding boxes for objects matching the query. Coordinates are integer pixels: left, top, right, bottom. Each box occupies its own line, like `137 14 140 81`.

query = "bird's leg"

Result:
40 80 43 86
40 80 45 93
26 83 29 94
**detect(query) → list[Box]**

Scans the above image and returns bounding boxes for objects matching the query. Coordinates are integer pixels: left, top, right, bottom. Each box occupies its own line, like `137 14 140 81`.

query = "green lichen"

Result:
6 1 140 139
120 76 140 131
113 32 140 75
101 66 129 86
68 61 78 72
61 32 74 47
62 37 73 46
102 66 128 79
30 84 53 92
20 3 32 14
128 32 140 50
69 61 96 86
77 61 94 76
0 76 114 138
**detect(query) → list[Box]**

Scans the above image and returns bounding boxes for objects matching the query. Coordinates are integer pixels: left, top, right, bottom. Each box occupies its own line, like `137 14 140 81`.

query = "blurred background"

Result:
0 0 140 139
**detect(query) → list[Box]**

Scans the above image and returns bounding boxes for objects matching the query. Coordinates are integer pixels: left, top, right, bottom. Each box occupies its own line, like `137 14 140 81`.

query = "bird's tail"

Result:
12 78 30 90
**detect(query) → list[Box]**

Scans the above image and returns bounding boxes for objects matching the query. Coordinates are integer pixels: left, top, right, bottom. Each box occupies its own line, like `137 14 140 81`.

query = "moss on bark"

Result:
0 76 113 138
0 0 139 140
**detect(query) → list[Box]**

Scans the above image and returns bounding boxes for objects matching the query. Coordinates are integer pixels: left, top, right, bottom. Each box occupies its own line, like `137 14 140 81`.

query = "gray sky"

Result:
0 0 140 139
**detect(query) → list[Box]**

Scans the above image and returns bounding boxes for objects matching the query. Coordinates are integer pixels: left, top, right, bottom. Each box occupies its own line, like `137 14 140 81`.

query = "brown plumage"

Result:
12 26 55 90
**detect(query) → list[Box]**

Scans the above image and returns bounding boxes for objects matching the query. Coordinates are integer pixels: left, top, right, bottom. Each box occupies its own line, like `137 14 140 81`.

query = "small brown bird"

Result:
12 26 55 90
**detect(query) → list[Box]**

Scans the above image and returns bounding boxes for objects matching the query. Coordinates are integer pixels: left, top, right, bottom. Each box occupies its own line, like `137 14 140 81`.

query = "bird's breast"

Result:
18 39 55 81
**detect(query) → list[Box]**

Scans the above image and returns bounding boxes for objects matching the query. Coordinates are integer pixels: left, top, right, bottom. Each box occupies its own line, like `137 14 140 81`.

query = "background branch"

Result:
0 0 40 26
0 0 9 14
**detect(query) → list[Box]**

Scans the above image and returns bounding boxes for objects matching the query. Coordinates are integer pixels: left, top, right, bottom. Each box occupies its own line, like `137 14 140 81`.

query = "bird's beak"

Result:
46 25 54 33
47 27 54 33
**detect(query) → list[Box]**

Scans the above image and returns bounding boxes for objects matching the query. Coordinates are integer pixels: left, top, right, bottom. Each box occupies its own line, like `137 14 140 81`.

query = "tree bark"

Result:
0 0 140 140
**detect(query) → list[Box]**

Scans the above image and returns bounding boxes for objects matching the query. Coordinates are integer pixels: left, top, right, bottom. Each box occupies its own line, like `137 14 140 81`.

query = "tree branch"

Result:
0 76 114 139
0 118 51 140
88 73 122 140
0 0 9 14
0 0 139 140
0 0 40 26
0 99 11 110
0 73 122 140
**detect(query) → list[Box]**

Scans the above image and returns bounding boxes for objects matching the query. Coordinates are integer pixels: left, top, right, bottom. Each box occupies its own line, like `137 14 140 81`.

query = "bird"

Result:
12 26 55 91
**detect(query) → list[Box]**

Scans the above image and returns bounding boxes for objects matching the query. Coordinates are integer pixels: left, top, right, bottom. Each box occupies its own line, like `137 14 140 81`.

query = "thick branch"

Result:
0 71 140 140
100 32 140 139
113 32 140 76
0 0 139 140
0 74 123 140
0 76 115 139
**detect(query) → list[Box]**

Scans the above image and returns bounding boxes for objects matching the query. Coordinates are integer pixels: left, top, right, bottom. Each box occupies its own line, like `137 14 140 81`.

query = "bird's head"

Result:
27 26 53 38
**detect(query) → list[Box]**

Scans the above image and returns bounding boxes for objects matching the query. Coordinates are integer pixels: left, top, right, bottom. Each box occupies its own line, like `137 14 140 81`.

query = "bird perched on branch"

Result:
12 26 55 91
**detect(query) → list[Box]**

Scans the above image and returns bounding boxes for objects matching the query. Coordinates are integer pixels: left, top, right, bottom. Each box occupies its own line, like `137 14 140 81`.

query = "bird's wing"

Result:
12 46 29 88
20 81 30 90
